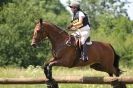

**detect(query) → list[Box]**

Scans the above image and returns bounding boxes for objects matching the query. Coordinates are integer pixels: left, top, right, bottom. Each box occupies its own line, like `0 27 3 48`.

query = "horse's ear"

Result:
35 20 38 24
40 18 43 25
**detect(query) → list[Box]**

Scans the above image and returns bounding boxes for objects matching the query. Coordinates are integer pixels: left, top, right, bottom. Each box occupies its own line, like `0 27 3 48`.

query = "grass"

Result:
0 65 133 88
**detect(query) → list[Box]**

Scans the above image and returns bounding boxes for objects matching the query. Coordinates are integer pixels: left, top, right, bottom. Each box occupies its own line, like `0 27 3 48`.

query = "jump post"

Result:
0 76 133 84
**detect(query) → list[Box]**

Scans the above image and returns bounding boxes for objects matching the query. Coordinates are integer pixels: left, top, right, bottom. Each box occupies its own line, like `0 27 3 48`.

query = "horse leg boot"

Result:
44 64 59 88
44 64 51 80
46 79 59 88
44 63 59 88
44 64 52 80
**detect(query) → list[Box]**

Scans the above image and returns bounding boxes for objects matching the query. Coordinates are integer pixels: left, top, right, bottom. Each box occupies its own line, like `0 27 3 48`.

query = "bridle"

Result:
33 23 47 43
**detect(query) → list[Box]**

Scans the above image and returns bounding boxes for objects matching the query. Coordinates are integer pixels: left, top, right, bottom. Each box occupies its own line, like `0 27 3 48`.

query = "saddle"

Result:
66 35 92 64
66 35 81 47
66 35 92 47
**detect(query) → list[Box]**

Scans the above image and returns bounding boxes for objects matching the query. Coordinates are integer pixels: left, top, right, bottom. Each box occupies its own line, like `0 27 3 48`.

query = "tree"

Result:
0 0 69 67
79 0 128 29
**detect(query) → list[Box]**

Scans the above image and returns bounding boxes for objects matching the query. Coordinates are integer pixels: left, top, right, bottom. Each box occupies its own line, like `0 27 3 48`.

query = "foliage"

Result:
0 0 69 67
80 0 128 29
0 0 133 67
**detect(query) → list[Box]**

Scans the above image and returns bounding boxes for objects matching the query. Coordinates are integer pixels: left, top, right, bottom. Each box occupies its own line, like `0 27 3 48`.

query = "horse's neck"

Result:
46 23 68 49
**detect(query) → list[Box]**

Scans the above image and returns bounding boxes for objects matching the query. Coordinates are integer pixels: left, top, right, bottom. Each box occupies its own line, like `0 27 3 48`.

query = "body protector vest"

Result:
72 11 90 28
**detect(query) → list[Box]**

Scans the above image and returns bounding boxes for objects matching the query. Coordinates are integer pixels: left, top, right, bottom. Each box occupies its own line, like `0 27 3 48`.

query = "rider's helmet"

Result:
69 1 80 9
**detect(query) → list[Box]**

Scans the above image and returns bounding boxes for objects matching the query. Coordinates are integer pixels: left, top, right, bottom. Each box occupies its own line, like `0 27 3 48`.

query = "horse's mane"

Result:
45 21 68 35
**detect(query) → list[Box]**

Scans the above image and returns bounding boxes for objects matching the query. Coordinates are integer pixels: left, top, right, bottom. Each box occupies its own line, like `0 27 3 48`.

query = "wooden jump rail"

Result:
0 76 133 84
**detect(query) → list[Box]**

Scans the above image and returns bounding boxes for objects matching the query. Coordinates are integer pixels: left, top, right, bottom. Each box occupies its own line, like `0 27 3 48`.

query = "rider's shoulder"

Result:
78 11 84 14
78 11 85 17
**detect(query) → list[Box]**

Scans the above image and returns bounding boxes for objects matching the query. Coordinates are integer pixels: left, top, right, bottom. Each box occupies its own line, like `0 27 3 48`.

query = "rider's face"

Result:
70 6 78 13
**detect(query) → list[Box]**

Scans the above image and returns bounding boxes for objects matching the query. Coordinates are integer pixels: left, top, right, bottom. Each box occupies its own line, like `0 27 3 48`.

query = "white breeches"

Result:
71 25 90 45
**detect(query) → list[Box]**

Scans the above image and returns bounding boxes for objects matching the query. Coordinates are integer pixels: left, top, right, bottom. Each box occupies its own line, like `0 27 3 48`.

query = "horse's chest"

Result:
52 47 79 66
52 48 66 58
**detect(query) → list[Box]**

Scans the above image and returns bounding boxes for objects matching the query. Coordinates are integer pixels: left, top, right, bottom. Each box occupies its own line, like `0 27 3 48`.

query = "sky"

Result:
60 0 133 20
125 0 133 20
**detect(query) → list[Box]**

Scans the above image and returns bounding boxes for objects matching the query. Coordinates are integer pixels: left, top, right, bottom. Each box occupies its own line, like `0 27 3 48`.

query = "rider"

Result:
67 1 91 62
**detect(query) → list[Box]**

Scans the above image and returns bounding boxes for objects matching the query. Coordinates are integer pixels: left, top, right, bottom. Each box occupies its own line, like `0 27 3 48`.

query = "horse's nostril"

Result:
31 43 37 48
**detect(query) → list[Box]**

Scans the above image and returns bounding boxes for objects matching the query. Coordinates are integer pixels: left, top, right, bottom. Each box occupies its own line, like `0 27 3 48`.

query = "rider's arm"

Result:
72 17 83 27
72 11 85 28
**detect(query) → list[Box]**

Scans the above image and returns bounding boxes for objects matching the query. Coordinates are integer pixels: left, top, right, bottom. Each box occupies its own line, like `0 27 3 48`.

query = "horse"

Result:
31 19 126 88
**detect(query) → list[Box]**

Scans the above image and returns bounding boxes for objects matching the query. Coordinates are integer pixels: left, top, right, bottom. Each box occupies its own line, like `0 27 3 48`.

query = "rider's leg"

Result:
80 37 90 61
80 26 90 61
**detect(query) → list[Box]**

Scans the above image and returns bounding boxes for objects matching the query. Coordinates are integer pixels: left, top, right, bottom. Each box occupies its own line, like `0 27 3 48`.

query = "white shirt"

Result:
72 11 85 20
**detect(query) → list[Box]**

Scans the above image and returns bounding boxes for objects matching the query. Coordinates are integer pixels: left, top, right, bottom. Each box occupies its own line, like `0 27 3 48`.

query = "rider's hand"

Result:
67 24 73 30
71 27 77 31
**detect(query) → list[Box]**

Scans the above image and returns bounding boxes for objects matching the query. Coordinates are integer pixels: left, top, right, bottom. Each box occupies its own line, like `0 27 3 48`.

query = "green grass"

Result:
0 65 133 88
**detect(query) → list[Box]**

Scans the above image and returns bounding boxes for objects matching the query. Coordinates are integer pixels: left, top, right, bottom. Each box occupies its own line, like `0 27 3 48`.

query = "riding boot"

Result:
80 43 88 62
80 37 90 62
80 44 87 62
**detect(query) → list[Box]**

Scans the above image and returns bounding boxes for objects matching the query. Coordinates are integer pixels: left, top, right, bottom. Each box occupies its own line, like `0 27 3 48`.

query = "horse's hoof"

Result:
111 80 127 88
46 79 59 88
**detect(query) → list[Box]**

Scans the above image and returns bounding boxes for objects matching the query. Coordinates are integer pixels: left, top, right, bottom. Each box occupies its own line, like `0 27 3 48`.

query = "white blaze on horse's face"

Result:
31 23 46 47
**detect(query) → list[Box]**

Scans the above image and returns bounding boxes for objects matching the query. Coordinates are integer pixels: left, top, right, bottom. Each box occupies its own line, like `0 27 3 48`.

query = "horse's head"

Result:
31 19 69 48
31 19 47 47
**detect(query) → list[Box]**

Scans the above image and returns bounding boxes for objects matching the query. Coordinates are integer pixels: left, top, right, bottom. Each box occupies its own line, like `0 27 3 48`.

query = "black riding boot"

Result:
80 43 88 62
80 37 91 62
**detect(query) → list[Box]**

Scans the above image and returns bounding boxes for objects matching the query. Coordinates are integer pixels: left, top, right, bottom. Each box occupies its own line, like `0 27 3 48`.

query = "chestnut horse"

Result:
31 19 126 88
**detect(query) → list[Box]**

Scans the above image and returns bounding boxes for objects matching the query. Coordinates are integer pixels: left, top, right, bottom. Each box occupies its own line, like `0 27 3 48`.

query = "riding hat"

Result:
69 1 80 8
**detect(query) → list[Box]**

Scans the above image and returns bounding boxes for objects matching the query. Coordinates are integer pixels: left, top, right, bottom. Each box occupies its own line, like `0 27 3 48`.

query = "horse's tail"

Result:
110 45 127 88
109 44 123 75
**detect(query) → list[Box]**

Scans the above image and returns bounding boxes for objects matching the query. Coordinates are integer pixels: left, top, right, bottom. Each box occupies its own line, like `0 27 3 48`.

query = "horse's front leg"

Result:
44 63 51 80
44 60 59 88
44 59 61 80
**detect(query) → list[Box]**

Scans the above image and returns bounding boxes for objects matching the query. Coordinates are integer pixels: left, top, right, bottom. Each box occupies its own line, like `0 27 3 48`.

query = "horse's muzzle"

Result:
31 43 37 48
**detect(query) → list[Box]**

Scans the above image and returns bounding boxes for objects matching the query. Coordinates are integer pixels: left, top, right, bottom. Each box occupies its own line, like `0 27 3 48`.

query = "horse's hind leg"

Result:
107 65 121 77
90 63 105 72
114 67 127 88
105 65 116 76
107 66 119 88
108 66 127 88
